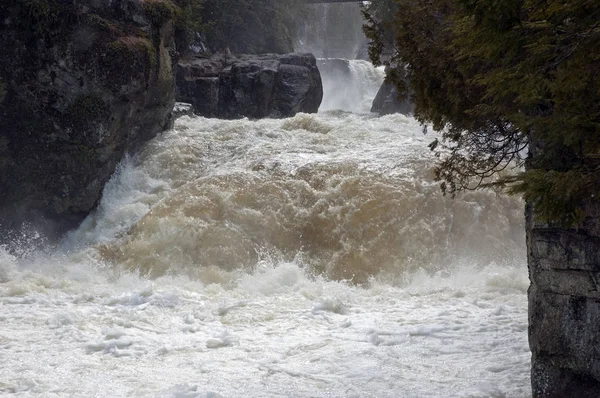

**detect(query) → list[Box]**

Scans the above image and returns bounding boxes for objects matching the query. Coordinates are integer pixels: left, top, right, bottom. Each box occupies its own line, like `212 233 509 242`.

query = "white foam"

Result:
0 111 530 396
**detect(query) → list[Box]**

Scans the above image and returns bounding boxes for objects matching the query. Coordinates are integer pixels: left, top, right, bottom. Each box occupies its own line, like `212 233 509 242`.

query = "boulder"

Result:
0 0 177 243
176 53 323 119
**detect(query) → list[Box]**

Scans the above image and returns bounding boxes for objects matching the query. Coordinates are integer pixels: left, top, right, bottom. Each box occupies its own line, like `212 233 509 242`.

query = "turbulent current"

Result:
0 61 530 397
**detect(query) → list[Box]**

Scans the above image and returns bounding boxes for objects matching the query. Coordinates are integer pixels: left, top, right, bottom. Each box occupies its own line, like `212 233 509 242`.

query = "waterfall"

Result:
0 4 530 396
0 107 529 398
317 59 386 113
296 3 367 59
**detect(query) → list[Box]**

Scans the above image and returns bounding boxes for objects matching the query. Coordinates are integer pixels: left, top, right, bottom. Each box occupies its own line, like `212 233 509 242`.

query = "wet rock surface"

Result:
176 53 323 119
370 67 414 116
0 0 177 241
371 80 414 116
527 201 600 396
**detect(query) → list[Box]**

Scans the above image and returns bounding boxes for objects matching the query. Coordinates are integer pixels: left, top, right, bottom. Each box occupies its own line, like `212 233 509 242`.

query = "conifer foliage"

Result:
364 0 600 224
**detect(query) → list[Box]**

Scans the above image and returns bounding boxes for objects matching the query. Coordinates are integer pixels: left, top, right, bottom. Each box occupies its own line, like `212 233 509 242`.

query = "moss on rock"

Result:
104 37 156 87
143 0 177 28
0 0 177 241
86 13 124 36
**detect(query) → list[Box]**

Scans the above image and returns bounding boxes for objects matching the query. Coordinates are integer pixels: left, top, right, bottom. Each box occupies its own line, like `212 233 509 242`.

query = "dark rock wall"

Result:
371 80 414 116
0 0 176 240
371 67 414 116
177 53 323 119
528 201 600 396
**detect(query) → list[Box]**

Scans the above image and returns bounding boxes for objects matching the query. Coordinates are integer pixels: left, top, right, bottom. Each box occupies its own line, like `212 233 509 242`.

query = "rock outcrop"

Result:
176 53 323 119
0 0 177 241
371 80 414 116
371 67 414 116
528 201 600 396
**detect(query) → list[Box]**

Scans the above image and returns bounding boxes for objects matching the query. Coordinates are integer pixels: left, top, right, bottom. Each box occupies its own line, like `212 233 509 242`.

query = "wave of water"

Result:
0 111 530 396
67 112 524 284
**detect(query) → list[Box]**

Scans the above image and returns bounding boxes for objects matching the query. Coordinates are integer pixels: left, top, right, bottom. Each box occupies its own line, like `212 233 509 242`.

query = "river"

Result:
0 60 530 397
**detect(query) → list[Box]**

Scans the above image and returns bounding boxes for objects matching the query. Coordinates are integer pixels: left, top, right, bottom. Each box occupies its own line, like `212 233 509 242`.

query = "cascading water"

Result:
0 7 530 397
296 3 367 59
298 3 382 114
0 109 530 397
318 59 386 113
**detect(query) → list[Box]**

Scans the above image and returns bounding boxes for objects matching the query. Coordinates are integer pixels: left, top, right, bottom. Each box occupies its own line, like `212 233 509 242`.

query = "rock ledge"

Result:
177 53 323 119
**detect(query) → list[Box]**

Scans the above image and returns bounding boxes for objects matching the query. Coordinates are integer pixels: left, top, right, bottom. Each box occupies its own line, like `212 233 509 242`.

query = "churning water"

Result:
0 62 530 397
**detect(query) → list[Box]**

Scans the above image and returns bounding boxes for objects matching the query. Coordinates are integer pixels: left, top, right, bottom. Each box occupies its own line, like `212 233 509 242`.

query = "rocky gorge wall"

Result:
0 0 177 241
371 79 413 116
370 67 413 116
528 201 600 396
0 1 324 244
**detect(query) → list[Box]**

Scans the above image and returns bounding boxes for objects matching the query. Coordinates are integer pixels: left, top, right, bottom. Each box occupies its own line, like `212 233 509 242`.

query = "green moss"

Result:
106 40 134 65
66 95 109 130
104 37 156 86
109 37 155 65
143 0 177 28
86 13 149 39
86 14 123 36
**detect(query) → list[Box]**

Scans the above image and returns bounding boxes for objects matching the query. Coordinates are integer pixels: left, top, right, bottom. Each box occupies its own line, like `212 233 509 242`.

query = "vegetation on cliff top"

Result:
363 0 600 225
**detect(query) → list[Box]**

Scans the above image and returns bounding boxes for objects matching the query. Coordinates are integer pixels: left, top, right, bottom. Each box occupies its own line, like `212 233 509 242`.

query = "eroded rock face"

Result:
371 80 414 116
176 53 323 119
0 0 176 241
528 201 600 396
371 67 414 116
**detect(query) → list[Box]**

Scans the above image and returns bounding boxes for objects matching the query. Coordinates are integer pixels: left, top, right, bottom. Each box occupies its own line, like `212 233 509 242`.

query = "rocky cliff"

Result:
176 53 323 119
371 67 413 116
371 80 414 116
0 0 177 242
528 201 600 396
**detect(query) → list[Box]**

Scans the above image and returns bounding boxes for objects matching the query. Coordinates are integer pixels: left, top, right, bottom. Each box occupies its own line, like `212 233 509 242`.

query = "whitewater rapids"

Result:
0 110 530 397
